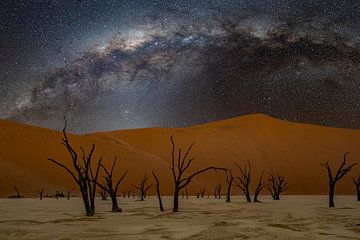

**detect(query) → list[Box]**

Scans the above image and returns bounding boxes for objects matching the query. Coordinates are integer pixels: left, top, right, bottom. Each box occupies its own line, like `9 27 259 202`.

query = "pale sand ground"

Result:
0 196 359 240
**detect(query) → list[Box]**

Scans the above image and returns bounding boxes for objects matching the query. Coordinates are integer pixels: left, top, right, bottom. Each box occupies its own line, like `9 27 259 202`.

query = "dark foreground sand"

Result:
0 196 359 239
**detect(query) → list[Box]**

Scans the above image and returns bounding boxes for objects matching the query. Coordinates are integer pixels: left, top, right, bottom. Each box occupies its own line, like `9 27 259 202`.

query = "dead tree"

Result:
321 152 357 207
225 170 235 203
96 157 127 212
170 136 228 212
126 190 131 198
66 189 74 200
152 171 164 212
11 186 23 198
48 117 102 216
99 186 108 200
235 161 252 202
38 187 45 200
254 171 266 202
200 188 206 198
214 184 221 198
267 173 289 201
133 174 152 201
353 177 360 201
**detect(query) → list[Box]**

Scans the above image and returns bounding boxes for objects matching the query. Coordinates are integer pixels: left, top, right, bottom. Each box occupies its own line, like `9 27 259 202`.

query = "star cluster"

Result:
1 0 360 132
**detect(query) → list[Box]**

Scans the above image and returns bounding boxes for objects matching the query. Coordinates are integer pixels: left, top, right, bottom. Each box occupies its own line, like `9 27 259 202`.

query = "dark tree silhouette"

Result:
353 177 360 201
214 184 221 198
96 157 127 212
152 171 164 212
99 186 108 200
254 171 266 203
197 188 206 198
267 173 289 200
170 135 228 212
9 186 23 198
235 161 252 202
225 170 235 203
47 117 102 216
66 189 73 200
133 174 152 201
321 152 357 207
38 187 45 200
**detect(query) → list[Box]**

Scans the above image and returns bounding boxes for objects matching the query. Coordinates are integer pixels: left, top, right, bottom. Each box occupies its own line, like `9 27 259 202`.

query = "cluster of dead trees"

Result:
46 118 358 216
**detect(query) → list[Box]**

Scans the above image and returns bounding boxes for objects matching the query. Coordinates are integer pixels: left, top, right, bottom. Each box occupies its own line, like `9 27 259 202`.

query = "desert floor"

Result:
0 196 359 240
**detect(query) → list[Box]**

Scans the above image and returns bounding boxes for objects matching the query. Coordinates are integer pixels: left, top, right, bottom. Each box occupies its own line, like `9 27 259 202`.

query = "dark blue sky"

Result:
1 0 360 132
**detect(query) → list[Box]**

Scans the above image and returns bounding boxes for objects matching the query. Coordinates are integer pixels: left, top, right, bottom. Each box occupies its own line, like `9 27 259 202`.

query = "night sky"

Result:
1 0 360 133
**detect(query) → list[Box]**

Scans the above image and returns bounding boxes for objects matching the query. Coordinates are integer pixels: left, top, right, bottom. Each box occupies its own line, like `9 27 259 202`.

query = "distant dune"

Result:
0 114 359 197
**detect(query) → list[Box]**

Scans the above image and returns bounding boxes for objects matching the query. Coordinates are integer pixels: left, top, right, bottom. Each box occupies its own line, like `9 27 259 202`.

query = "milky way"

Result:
1 0 360 132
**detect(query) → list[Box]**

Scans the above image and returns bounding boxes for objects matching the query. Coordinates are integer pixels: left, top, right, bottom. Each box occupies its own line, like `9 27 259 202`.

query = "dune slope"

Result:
0 114 359 197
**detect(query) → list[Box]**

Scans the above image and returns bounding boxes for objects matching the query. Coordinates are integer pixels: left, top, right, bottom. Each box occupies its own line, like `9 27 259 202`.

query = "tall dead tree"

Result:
48 117 102 216
170 135 228 212
353 177 360 201
254 171 266 202
133 174 152 201
235 161 252 202
267 173 288 201
152 171 164 212
214 184 221 198
96 157 127 212
225 170 235 203
320 152 357 207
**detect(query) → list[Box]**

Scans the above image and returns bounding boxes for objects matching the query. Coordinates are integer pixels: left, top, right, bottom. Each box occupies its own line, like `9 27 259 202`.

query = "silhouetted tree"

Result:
353 177 360 201
133 174 152 201
235 161 252 202
48 117 102 216
38 187 45 200
99 186 108 200
66 189 74 200
321 152 357 207
96 157 127 212
170 135 228 212
199 188 206 198
254 171 266 202
214 184 221 198
152 171 164 212
11 186 23 198
267 173 288 200
225 170 235 203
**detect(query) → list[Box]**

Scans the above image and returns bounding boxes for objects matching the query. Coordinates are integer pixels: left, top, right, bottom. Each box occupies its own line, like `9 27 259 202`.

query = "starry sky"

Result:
1 0 360 133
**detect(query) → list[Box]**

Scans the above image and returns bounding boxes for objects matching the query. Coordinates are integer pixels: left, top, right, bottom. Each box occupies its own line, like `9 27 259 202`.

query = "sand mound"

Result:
0 114 359 197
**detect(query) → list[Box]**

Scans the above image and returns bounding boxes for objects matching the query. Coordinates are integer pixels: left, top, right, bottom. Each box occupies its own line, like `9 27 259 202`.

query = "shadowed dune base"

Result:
0 196 359 239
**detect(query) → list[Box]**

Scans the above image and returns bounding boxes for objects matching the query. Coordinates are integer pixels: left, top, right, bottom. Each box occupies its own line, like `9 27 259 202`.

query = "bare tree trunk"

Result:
110 192 121 212
329 184 335 208
81 189 92 216
152 171 164 212
353 177 360 201
173 187 180 212
235 161 252 202
169 135 228 212
254 171 265 203
321 152 357 208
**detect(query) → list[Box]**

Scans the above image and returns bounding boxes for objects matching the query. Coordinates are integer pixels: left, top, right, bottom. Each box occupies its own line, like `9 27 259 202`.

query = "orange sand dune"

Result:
0 114 359 197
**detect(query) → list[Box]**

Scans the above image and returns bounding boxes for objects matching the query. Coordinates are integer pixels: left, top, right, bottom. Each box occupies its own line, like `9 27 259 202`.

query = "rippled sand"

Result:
0 196 359 239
